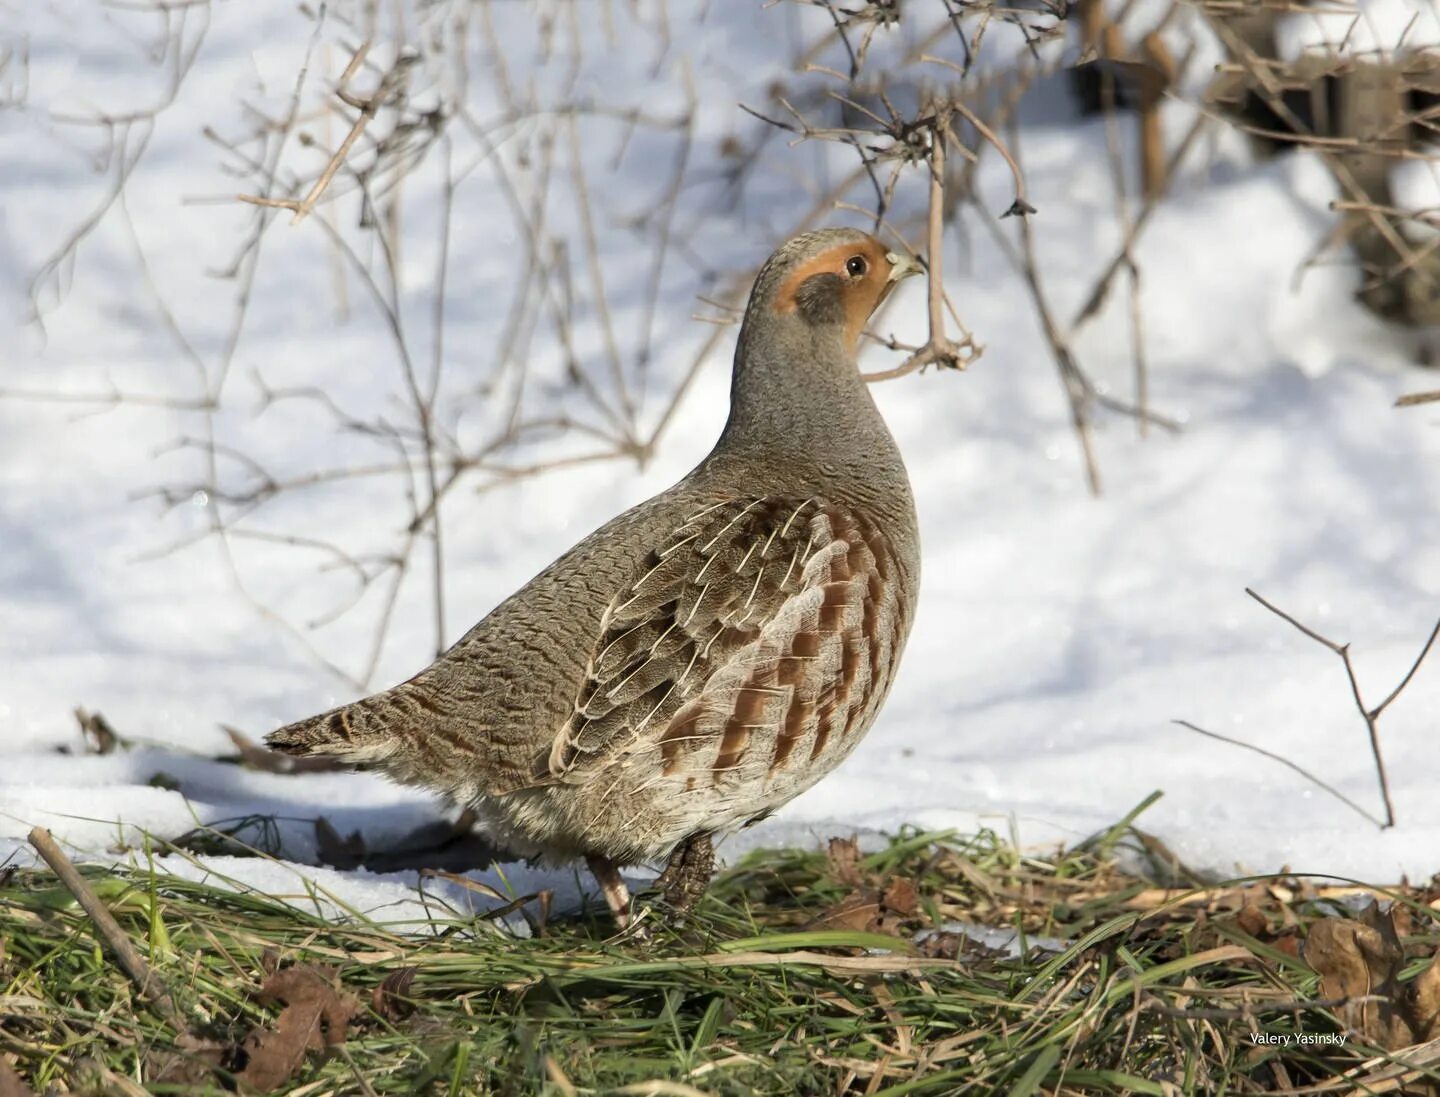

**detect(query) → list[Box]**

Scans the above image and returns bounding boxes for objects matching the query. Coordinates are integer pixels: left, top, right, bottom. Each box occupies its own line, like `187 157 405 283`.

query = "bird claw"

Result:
649 832 716 918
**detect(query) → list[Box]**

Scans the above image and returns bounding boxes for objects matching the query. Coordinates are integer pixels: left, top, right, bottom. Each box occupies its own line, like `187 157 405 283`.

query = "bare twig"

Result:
1096 40 1148 438
1243 588 1440 829
236 44 383 225
981 119 1103 495
12 0 1190 691
1171 721 1386 829
28 3 210 327
27 828 193 1039
1372 615 1440 716
1069 115 1208 328
946 97 1035 220
863 114 980 383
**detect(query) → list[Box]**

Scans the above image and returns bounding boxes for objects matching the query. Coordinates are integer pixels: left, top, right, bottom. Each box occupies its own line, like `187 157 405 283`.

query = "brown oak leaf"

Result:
371 966 419 1021
237 964 360 1093
315 817 366 871
1304 902 1440 1050
0 1056 36 1097
813 889 882 932
1404 952 1440 1044
826 836 865 887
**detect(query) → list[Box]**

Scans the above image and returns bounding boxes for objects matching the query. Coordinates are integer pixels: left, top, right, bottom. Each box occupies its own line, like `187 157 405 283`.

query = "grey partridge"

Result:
267 228 924 925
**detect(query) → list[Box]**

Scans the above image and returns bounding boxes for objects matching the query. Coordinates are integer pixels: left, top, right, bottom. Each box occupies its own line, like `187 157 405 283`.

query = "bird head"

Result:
748 228 922 358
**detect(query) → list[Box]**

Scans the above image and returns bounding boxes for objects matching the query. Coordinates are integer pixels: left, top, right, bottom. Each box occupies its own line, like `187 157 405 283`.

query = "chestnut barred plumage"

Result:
267 228 924 926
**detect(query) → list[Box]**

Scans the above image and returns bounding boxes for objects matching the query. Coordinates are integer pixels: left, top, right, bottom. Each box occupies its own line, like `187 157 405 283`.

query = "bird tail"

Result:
266 688 416 765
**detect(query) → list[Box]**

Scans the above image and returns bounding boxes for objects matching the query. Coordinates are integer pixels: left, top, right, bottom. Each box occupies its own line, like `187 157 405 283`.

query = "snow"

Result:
1392 158 1440 240
3 0 1440 926
1277 0 1440 58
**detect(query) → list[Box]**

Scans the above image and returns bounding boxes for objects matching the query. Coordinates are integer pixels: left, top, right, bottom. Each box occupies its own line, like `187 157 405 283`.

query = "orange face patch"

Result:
771 237 900 353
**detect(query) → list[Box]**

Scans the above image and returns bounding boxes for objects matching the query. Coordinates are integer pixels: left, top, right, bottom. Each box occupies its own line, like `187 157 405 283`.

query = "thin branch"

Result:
236 43 382 225
1069 114 1208 328
1245 587 1344 653
1243 587 1429 829
1171 721 1385 829
863 112 980 383
975 116 1103 495
1372 615 1440 718
28 828 194 1039
947 96 1035 219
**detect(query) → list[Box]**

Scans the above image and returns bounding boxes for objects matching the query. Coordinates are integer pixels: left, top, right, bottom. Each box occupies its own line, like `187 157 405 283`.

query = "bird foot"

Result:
586 834 715 932
585 854 634 929
650 833 715 917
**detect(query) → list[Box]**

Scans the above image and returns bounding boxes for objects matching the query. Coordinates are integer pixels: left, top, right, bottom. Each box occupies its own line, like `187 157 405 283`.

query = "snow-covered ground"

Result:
3 0 1439 922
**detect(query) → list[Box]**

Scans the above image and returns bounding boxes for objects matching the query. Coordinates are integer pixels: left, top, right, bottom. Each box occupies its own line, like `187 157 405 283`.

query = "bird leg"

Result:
586 854 633 928
651 833 715 915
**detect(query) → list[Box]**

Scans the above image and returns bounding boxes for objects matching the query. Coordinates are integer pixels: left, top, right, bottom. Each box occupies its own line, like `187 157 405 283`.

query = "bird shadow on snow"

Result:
3 732 857 924
0 743 648 922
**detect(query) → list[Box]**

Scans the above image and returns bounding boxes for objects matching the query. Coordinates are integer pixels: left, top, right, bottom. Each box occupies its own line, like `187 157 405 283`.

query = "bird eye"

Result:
845 255 868 277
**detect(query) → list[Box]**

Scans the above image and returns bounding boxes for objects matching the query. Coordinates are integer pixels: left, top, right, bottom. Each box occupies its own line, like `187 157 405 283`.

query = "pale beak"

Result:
885 251 923 282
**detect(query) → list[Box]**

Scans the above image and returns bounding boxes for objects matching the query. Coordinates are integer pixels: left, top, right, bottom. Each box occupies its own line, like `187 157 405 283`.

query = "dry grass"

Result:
4 806 1440 1095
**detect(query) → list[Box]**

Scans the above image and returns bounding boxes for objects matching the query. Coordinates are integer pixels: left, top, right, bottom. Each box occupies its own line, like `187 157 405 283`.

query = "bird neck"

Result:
712 313 909 510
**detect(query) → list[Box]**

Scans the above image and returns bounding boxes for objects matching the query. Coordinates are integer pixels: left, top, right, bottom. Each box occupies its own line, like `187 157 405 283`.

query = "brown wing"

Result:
544 496 908 795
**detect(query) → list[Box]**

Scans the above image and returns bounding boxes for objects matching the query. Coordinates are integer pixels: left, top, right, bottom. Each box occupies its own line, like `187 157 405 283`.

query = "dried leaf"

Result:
237 964 360 1092
1419 873 1440 910
1305 902 1412 1049
1236 905 1268 938
881 877 919 918
811 876 922 938
0 1056 36 1097
813 890 882 933
371 967 419 1020
143 1045 224 1089
1271 933 1301 959
826 836 864 887
73 707 121 754
1404 953 1440 1043
1391 901 1420 941
917 931 966 960
1277 901 1300 930
315 817 365 870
